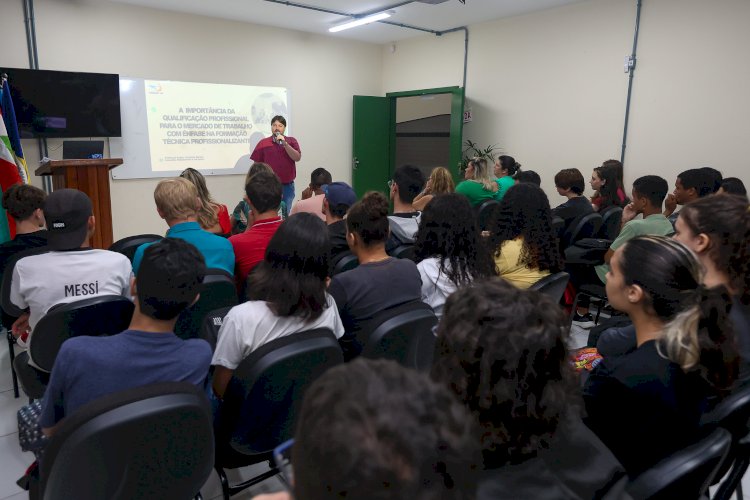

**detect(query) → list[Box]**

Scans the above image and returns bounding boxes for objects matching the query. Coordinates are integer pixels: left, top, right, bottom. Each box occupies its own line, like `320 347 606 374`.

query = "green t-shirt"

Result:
595 214 675 283
496 176 515 200
456 180 499 207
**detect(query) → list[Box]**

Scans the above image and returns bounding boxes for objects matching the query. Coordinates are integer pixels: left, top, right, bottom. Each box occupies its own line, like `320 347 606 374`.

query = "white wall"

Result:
1 0 382 239
382 0 750 202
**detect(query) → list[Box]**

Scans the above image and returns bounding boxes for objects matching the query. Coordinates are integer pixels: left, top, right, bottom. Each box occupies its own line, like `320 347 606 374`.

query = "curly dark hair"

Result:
486 183 563 274
247 213 330 319
414 193 497 287
431 279 579 468
346 191 390 246
294 359 480 500
679 194 750 306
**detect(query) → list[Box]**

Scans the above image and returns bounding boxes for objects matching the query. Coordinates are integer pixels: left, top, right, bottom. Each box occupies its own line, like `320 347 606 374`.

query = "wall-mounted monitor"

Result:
0 67 121 138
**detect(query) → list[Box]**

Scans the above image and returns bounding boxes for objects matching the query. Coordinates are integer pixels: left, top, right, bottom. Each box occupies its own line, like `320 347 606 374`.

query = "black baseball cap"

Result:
44 189 93 250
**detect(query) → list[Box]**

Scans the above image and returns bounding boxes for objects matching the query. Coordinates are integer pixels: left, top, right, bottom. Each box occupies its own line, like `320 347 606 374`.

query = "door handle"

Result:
352 157 360 170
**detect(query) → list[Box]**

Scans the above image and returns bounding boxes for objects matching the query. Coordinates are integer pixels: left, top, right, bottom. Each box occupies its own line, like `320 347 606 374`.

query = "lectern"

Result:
35 158 123 249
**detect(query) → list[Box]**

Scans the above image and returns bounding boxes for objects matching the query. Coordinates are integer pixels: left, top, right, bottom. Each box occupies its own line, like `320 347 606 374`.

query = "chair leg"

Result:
216 466 230 500
7 331 19 398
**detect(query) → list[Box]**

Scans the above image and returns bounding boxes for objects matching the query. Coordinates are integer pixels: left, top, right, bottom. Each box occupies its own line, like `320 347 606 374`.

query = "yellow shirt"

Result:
494 237 550 289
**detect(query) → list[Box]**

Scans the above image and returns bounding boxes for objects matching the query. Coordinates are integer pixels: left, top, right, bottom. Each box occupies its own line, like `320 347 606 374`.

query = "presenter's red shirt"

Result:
250 136 301 184
229 216 283 286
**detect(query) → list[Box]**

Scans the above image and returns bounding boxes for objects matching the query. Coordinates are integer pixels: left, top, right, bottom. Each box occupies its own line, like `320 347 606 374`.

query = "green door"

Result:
352 96 392 198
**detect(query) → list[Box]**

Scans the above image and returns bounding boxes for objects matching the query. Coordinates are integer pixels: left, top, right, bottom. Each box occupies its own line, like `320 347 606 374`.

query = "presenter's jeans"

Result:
282 182 295 213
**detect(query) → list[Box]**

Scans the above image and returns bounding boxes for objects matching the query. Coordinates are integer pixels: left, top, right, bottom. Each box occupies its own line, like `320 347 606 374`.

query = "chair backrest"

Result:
389 244 416 261
174 268 238 341
625 428 732 500
598 206 623 240
362 301 438 371
332 252 359 275
217 329 344 459
200 305 234 352
40 382 214 500
701 384 750 439
477 199 500 231
529 272 570 302
552 216 565 237
30 295 135 372
562 212 603 248
108 234 163 263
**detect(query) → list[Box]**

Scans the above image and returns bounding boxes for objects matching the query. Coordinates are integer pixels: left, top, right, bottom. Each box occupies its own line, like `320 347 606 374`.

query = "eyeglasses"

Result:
387 180 394 188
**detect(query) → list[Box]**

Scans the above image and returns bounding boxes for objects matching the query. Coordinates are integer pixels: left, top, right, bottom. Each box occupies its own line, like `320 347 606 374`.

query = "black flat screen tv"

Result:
0 67 121 138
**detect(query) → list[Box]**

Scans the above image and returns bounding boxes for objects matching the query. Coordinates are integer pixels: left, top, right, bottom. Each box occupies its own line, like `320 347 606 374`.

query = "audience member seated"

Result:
9 189 131 363
254 359 479 500
431 279 626 499
456 157 499 207
414 193 496 318
18 238 211 455
131 178 234 275
494 155 521 200
229 171 283 288
589 163 627 212
290 167 331 221
571 175 672 324
412 166 455 211
180 167 231 234
551 168 594 231
486 183 563 289
386 164 426 251
231 162 288 234
0 184 47 286
211 213 344 399
322 182 357 262
583 235 738 477
328 192 422 360
663 166 723 226
515 170 541 186
718 177 747 198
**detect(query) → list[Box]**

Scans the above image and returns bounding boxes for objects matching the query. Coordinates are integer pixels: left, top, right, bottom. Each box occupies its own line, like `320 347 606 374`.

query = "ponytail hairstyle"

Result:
619 236 738 392
180 167 219 230
497 155 522 178
346 191 390 246
679 194 750 306
468 158 496 191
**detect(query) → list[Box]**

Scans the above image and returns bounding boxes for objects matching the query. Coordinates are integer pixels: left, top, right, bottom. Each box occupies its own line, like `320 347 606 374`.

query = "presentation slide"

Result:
111 78 290 180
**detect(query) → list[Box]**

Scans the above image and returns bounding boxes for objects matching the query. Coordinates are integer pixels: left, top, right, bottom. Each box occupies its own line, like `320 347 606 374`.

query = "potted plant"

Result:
458 140 501 174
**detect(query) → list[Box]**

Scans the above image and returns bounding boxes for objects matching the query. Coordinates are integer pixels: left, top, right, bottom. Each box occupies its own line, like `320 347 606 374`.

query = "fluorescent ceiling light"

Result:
329 12 391 33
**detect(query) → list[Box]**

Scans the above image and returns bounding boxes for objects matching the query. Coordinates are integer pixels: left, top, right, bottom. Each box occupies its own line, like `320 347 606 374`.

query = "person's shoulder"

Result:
180 337 212 359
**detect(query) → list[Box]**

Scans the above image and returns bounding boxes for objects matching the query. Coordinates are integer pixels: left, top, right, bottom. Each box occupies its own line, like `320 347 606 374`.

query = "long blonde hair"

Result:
468 158 496 192
429 167 455 195
180 168 219 230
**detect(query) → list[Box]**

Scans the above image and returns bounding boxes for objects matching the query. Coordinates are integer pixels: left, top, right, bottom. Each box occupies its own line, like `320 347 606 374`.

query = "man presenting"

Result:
250 115 301 210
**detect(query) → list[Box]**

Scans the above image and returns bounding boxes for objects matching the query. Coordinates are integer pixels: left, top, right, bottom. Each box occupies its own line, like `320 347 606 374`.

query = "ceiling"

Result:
108 0 588 44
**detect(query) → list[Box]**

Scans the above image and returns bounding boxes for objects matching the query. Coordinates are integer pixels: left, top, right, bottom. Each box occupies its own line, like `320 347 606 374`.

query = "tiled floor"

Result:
0 335 286 500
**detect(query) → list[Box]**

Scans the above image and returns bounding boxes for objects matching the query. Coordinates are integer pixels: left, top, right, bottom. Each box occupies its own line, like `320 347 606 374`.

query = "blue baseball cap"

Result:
323 182 357 207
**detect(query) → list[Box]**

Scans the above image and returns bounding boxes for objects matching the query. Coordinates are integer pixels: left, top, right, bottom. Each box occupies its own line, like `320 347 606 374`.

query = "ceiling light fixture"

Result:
329 12 392 33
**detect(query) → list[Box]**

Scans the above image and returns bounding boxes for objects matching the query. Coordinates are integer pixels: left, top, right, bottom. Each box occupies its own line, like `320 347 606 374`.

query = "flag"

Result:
0 109 23 241
1 79 30 183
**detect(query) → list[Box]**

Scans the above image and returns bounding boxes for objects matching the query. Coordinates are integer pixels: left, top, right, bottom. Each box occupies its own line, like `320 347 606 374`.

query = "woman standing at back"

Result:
180 167 231 234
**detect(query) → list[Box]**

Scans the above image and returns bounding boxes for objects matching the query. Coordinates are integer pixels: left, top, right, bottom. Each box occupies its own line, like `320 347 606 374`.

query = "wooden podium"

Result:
35 158 123 249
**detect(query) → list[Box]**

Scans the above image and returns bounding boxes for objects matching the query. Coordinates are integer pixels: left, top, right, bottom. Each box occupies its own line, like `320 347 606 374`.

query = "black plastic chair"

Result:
332 252 359 275
175 269 238 342
598 205 623 240
625 428 731 500
477 199 499 231
13 295 134 399
389 244 416 261
552 216 566 238
200 305 234 352
561 212 603 249
529 272 570 302
40 381 214 500
361 301 438 372
108 234 163 263
214 329 344 499
700 384 750 500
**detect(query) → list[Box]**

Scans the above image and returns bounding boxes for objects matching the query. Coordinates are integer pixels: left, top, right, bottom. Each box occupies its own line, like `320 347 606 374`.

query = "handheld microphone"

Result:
274 131 284 145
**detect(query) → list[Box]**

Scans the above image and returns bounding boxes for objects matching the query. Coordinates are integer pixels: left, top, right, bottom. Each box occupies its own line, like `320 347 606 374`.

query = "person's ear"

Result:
694 233 711 254
627 283 644 304
88 215 96 234
130 276 137 298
